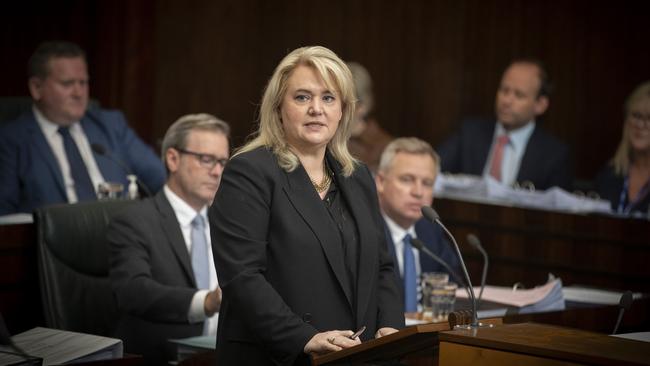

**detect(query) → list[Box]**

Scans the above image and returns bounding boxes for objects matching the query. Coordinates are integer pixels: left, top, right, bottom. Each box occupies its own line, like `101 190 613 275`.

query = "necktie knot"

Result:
497 134 509 145
403 234 412 246
58 126 72 137
192 215 205 229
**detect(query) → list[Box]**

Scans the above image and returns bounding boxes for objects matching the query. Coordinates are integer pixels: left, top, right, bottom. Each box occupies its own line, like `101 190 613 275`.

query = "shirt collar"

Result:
163 185 207 227
33 104 81 138
382 213 417 244
495 120 536 155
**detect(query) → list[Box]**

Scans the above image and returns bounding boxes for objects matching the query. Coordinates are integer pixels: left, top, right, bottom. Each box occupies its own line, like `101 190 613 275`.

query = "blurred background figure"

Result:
347 61 393 173
375 137 459 313
437 59 572 191
596 81 650 216
0 41 165 215
109 113 229 365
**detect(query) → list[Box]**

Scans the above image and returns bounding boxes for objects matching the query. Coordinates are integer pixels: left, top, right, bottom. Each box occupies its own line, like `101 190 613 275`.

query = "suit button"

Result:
302 313 312 323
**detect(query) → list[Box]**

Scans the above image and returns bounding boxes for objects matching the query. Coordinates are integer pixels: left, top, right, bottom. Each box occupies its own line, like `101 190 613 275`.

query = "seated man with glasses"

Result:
596 81 650 216
108 113 230 365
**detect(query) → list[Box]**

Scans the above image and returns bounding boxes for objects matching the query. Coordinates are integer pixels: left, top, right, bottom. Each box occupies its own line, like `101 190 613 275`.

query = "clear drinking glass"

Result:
421 272 449 321
97 182 124 200
430 281 457 322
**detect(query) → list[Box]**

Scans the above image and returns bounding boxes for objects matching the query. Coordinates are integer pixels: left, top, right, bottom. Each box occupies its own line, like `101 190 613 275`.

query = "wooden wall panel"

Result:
2 0 650 179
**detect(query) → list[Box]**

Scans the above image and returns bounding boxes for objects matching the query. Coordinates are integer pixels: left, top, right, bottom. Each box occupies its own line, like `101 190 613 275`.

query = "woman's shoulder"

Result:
231 146 276 166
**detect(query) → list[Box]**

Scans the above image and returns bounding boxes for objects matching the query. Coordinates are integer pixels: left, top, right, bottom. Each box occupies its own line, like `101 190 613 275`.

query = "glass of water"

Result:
97 182 124 200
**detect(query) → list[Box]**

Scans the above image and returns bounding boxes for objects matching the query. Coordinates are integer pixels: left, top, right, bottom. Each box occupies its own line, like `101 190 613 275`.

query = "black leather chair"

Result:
34 200 135 336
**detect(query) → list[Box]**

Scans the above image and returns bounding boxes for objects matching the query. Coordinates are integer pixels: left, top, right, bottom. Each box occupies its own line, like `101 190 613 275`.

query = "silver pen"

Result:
348 325 366 340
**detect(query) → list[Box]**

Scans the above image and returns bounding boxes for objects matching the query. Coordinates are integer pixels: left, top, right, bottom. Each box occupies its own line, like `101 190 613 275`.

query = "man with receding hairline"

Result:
438 59 572 191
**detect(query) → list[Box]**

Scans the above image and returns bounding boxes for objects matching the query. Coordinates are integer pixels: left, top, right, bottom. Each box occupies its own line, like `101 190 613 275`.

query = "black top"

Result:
596 164 650 216
323 178 360 315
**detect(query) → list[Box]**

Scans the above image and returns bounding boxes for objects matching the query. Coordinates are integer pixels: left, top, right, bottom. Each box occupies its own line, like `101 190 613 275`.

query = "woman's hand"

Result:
375 327 399 338
304 330 361 355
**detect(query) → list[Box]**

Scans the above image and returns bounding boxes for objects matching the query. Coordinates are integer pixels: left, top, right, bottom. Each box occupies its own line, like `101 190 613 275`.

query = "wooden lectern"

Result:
311 315 502 366
439 322 650 366
310 322 449 365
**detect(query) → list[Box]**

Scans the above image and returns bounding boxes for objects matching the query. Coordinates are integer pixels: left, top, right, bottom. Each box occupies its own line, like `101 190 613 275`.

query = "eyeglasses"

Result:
628 112 650 128
176 148 228 169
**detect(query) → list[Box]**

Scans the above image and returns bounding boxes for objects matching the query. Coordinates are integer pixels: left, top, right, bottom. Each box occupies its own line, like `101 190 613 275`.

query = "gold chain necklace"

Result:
311 165 332 193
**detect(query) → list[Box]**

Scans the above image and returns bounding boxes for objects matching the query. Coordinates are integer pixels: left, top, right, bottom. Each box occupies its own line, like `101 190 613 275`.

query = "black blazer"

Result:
108 191 203 365
437 119 573 191
209 147 404 365
596 164 650 215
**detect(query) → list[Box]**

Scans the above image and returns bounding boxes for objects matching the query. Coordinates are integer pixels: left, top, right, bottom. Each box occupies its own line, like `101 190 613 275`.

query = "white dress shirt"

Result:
34 106 106 202
164 185 219 336
483 121 536 186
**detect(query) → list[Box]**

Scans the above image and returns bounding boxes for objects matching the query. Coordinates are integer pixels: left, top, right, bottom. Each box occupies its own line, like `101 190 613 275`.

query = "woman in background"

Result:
209 46 403 365
596 81 650 216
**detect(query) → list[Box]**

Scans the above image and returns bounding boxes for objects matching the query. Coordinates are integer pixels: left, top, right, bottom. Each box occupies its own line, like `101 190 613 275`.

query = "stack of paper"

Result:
435 174 612 214
456 278 565 316
0 327 122 366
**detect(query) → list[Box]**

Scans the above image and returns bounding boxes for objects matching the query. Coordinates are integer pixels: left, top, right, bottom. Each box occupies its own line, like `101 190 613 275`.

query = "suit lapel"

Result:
154 191 196 286
282 162 353 307
517 124 540 183
26 114 67 198
473 121 496 173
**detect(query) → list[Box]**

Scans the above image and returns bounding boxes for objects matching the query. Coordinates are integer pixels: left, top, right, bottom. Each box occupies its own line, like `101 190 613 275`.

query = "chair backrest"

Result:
34 200 135 336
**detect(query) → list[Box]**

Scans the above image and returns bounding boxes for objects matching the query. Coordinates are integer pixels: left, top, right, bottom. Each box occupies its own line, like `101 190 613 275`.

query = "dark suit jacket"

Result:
108 191 203 365
437 119 572 191
596 164 650 215
384 217 461 297
0 108 165 214
209 147 404 366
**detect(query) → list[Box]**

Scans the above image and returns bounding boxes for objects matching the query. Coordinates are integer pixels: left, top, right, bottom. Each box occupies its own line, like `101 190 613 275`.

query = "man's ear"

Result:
375 172 385 193
534 95 549 116
165 148 180 173
28 77 43 101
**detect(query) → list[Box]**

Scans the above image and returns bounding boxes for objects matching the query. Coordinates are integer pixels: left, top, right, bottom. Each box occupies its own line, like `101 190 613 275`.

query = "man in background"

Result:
437 59 572 191
0 41 165 214
109 114 229 365
376 137 459 313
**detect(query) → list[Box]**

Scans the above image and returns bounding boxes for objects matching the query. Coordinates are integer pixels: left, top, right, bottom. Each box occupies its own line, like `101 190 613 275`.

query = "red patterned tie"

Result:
489 134 509 181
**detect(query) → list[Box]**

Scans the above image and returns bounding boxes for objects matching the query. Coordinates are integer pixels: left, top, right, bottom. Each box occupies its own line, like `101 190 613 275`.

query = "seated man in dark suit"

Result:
108 114 229 365
0 41 165 214
438 59 572 191
375 137 460 313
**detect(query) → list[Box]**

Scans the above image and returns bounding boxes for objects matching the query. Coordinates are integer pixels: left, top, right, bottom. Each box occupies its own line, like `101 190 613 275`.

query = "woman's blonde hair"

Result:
235 46 358 176
612 81 650 175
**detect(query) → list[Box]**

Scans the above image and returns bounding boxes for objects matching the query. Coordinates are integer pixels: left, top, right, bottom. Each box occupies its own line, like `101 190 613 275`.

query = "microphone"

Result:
466 234 488 309
421 206 481 328
410 238 470 299
91 143 153 197
612 290 634 335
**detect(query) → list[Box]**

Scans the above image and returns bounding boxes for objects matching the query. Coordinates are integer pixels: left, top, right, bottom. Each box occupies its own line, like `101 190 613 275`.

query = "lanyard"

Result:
617 175 650 214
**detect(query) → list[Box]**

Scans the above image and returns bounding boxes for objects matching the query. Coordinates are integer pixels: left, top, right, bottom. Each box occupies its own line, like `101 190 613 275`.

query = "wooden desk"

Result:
435 197 650 293
439 323 650 366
